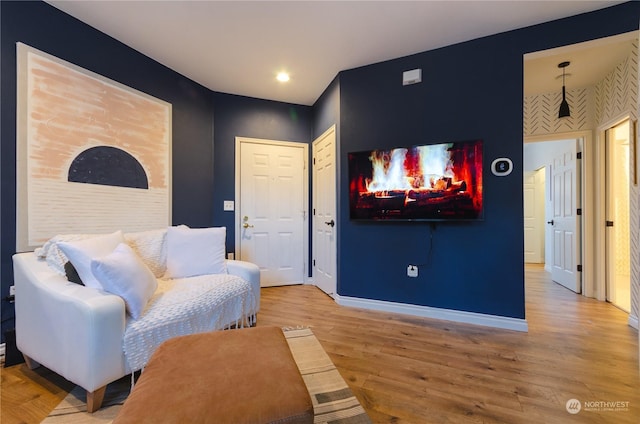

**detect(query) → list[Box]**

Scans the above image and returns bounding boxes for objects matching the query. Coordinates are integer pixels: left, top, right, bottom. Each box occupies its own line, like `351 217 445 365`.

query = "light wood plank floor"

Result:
1 264 638 423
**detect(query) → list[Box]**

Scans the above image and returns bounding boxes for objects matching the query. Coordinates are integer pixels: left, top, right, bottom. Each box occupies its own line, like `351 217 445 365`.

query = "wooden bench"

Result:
113 326 314 423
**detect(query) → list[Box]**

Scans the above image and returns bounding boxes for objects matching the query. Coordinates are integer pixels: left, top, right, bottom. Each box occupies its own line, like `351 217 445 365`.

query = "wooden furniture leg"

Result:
87 386 107 413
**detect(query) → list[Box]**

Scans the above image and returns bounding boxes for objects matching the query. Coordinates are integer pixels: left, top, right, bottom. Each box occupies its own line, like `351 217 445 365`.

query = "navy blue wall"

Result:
337 2 640 319
339 36 525 318
0 1 207 339
211 92 313 252
313 76 341 140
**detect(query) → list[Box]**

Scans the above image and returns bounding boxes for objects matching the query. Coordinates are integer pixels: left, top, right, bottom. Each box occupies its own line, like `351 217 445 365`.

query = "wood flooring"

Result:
1 264 638 423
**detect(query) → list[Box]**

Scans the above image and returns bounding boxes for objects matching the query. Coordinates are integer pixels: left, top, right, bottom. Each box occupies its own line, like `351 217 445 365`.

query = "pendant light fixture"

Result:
558 61 571 118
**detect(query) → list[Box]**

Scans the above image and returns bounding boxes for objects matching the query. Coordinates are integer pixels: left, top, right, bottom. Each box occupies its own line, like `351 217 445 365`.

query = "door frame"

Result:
596 114 633 303
525 130 593 297
234 136 310 282
603 118 632 311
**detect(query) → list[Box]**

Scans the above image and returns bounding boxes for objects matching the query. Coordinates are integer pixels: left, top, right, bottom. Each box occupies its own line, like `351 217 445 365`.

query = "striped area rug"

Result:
43 327 370 423
284 328 370 423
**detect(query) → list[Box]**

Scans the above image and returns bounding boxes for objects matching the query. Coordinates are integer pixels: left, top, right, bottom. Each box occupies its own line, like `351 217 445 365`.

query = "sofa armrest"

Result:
226 259 260 313
13 252 129 392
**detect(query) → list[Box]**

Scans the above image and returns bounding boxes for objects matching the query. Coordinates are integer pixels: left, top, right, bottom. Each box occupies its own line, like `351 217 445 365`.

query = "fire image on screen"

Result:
348 139 483 221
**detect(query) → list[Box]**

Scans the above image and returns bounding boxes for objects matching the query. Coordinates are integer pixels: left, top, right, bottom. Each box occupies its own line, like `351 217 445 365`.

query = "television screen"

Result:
348 139 483 221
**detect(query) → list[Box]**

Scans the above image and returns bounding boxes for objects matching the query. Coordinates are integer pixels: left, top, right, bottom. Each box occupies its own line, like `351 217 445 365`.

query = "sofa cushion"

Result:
91 243 158 319
164 226 227 279
57 231 125 289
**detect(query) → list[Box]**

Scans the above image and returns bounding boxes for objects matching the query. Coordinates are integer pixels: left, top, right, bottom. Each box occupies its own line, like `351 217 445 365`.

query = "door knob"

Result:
243 216 254 228
546 220 554 225
325 219 335 227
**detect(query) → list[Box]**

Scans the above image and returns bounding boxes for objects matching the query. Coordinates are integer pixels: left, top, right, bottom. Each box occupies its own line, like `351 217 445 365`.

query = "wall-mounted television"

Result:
348 139 483 221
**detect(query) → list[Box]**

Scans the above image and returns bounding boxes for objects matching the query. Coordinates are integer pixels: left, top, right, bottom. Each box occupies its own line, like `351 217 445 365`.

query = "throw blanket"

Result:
123 274 256 371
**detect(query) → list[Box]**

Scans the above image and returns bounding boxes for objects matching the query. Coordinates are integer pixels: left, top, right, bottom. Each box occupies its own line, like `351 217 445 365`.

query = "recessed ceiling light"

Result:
276 72 290 82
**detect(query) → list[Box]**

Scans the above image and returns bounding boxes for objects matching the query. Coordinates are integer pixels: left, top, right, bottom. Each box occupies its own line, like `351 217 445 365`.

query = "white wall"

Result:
524 139 575 172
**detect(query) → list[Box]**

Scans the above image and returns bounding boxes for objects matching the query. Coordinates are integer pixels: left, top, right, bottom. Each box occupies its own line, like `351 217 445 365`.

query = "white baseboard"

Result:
335 294 529 332
0 342 5 365
628 314 639 330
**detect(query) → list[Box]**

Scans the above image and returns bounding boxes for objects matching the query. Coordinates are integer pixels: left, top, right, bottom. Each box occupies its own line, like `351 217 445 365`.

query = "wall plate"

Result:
407 265 418 277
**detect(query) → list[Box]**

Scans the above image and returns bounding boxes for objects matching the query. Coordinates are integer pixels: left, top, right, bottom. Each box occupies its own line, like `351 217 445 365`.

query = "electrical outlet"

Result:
223 200 235 211
9 286 15 296
407 265 418 278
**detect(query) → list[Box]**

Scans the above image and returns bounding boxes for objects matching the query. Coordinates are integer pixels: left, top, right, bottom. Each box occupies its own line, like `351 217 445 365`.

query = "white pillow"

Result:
164 226 227 279
124 228 168 278
57 231 125 289
91 243 158 319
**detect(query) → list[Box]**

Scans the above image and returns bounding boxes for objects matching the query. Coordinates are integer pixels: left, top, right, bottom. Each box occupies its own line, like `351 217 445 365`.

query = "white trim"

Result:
0 343 5 364
234 137 309 283
628 314 639 330
335 294 529 332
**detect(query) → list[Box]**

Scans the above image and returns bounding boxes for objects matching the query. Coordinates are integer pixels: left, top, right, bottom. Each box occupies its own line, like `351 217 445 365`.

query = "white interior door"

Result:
312 126 337 297
549 141 581 292
237 139 306 287
605 120 631 312
524 169 545 263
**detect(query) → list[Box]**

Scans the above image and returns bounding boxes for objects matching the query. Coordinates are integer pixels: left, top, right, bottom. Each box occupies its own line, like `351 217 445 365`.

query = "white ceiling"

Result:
47 1 632 106
524 31 636 96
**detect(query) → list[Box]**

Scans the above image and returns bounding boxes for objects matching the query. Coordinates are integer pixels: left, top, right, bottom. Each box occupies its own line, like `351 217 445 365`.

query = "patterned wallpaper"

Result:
595 43 639 123
524 87 592 135
524 41 639 323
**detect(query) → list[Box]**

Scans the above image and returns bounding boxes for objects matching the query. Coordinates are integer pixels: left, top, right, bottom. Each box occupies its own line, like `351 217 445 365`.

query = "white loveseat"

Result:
12 226 260 412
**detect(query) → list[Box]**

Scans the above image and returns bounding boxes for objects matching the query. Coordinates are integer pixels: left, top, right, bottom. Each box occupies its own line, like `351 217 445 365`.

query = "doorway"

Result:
605 119 631 312
524 138 582 293
235 137 309 287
